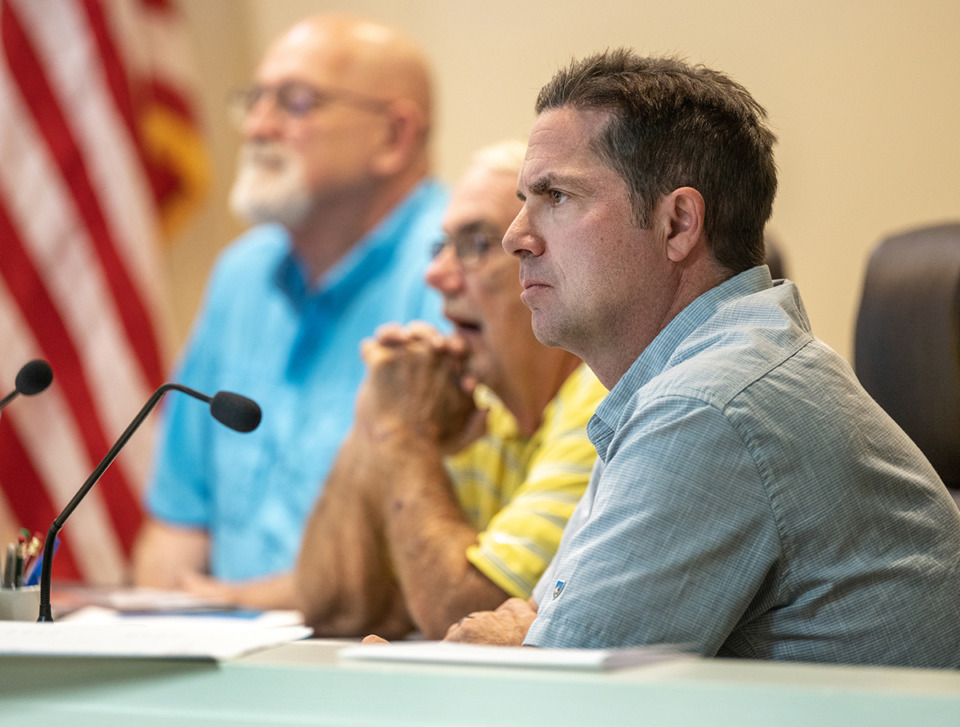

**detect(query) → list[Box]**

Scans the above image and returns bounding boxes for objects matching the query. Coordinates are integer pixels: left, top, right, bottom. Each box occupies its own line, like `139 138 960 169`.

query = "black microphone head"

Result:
16 359 53 396
209 391 261 433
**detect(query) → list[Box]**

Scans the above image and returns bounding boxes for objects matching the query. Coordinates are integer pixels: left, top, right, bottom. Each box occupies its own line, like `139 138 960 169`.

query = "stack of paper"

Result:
0 618 312 660
339 641 687 671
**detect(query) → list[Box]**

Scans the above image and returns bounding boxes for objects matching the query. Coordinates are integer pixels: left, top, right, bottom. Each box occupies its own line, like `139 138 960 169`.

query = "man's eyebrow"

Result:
527 175 558 196
522 173 586 198
449 219 496 236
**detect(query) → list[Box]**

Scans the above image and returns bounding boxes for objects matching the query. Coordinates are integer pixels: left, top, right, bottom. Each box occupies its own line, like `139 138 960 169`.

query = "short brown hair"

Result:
536 49 778 272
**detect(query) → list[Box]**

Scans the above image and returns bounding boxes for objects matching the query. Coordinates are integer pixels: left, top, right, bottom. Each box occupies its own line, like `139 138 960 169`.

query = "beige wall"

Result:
167 0 960 363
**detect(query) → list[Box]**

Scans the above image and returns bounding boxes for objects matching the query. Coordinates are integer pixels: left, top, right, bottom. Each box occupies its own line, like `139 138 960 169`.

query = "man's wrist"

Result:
356 417 443 450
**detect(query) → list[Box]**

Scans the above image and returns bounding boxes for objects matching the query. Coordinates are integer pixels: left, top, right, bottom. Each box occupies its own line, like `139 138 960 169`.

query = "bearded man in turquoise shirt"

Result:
133 15 448 607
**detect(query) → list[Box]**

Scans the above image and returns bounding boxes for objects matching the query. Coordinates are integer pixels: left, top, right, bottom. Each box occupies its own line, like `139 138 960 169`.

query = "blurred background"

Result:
1 0 957 584
174 0 960 362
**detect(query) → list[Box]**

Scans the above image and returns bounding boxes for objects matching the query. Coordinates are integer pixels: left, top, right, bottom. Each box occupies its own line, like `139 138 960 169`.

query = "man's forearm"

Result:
379 433 510 639
131 518 209 589
181 571 297 610
295 433 412 637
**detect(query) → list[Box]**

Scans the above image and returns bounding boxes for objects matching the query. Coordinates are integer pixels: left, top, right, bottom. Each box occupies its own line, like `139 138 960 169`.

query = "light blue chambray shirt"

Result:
527 266 960 668
146 180 449 580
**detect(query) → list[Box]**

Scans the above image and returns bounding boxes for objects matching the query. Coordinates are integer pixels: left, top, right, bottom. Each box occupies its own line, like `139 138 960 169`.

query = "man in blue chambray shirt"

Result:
132 15 448 608
440 50 960 668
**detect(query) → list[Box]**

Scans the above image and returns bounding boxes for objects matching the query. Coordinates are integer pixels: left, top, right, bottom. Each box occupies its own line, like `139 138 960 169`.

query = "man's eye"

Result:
278 85 323 115
550 190 565 204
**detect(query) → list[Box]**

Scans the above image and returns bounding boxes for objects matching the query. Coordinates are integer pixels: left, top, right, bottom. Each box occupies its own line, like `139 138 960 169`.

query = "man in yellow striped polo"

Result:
295 141 606 639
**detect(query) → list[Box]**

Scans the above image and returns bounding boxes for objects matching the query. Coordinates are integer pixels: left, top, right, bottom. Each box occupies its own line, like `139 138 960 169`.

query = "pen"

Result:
23 537 59 587
21 535 41 577
2 542 16 588
13 544 24 588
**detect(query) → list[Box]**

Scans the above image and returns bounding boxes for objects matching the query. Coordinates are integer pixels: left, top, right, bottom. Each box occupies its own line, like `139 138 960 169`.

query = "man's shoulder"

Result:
642 283 815 409
379 179 450 260
216 224 289 269
198 225 292 298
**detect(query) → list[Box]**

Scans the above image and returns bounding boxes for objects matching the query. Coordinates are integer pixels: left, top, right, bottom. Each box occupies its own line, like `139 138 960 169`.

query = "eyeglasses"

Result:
430 228 502 269
228 81 389 124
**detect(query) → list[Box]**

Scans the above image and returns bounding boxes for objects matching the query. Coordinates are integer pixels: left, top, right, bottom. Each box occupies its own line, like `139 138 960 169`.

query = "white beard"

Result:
229 142 312 229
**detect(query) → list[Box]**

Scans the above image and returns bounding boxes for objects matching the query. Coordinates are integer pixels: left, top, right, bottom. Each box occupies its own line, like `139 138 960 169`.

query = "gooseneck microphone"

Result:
37 382 261 622
0 359 54 411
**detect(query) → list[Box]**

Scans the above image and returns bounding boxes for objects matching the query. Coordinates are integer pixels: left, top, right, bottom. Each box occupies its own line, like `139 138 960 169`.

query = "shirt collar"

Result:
271 179 442 306
587 265 789 458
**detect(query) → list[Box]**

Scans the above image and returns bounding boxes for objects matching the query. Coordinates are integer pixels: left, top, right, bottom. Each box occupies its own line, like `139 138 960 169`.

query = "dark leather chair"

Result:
765 236 787 280
854 222 960 502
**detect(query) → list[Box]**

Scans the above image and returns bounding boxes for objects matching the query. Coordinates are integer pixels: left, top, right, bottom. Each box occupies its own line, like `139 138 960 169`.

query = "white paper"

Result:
0 619 313 660
60 604 306 629
339 641 687 671
53 585 238 614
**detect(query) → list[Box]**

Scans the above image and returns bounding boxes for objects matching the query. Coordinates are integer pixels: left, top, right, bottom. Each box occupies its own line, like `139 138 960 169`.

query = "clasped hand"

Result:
361 597 538 646
355 322 483 452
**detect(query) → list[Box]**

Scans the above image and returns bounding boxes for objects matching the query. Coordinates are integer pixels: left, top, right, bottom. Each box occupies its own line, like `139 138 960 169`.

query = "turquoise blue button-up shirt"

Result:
528 266 960 668
146 181 449 580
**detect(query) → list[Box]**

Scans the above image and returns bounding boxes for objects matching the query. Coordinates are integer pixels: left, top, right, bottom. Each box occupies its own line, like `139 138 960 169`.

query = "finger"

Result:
361 338 395 365
360 337 378 359
460 373 478 395
406 321 453 351
361 634 391 645
373 322 407 342
374 321 432 345
444 333 468 357
443 621 471 642
406 320 440 338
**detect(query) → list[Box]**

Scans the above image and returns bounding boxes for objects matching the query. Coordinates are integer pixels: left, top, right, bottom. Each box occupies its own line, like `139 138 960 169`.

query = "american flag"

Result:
0 0 208 584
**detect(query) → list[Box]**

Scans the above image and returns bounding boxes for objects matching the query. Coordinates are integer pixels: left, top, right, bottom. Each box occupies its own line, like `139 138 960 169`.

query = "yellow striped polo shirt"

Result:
447 363 607 598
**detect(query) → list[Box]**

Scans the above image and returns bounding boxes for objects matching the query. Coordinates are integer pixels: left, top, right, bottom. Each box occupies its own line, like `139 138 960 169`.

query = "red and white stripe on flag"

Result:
0 0 208 584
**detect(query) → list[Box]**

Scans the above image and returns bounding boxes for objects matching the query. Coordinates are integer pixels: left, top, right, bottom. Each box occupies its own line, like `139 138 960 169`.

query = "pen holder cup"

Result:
0 585 41 621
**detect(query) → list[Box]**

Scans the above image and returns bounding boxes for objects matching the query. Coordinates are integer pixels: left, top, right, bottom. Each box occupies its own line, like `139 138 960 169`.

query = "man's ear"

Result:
371 98 427 176
659 187 705 263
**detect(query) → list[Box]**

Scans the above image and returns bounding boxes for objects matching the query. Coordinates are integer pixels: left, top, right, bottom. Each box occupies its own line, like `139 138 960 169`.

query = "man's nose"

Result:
503 205 539 258
425 243 465 294
242 94 286 139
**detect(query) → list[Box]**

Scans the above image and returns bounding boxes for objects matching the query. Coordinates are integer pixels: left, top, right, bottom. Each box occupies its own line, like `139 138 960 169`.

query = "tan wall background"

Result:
166 0 960 364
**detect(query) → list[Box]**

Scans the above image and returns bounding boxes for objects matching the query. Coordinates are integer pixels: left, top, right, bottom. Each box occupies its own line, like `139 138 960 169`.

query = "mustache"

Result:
238 141 293 166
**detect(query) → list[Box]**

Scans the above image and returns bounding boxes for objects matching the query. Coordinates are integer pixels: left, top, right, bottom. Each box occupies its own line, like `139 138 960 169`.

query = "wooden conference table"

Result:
2 638 959 726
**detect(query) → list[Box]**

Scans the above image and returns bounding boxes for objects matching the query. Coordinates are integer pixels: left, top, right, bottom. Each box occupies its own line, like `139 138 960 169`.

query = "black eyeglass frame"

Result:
229 81 390 123
430 227 504 269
